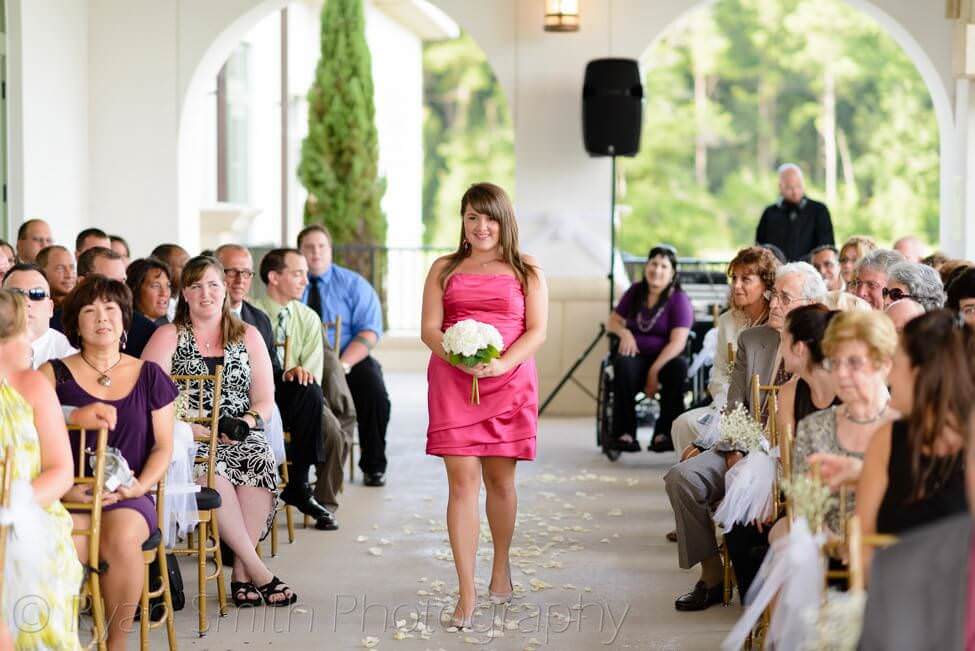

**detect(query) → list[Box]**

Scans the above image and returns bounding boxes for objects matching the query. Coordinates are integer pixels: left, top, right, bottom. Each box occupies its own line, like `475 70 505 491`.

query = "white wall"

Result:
7 0 88 246
87 0 181 258
367 4 423 248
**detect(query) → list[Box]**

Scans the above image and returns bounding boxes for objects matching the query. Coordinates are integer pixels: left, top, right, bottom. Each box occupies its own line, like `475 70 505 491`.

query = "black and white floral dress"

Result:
172 326 279 501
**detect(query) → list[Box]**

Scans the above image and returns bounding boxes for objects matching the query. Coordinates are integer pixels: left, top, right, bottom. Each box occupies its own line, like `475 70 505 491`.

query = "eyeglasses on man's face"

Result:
224 268 254 280
850 279 884 293
8 287 49 302
882 287 913 302
764 289 806 308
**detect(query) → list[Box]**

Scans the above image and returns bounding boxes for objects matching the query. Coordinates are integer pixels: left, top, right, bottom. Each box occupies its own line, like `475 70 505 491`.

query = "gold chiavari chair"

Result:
717 343 737 606
718 374 779 606
322 317 357 482
138 475 177 651
171 368 228 637
270 337 299 552
846 514 898 592
63 426 109 651
323 315 342 355
0 446 15 608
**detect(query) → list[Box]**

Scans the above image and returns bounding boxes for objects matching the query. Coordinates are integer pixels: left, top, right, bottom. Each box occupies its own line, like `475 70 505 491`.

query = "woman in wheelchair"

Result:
606 246 693 452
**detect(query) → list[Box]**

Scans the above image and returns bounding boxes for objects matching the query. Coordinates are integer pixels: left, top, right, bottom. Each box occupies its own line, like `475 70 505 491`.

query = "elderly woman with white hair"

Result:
883 261 945 311
851 249 905 310
664 260 829 611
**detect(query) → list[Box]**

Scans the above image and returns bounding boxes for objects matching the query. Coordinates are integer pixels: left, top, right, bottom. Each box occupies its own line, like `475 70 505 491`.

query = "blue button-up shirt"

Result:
301 264 383 354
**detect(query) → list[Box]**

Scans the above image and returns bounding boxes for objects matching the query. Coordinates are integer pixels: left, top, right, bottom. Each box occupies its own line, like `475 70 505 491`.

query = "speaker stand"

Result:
540 153 618 415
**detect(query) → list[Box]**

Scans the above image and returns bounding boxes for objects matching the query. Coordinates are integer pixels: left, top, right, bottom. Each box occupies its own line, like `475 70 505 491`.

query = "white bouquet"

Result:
442 319 505 405
717 404 766 452
803 590 866 651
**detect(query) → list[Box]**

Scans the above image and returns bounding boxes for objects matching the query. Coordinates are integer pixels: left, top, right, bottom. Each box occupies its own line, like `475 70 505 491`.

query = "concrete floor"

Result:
122 372 739 650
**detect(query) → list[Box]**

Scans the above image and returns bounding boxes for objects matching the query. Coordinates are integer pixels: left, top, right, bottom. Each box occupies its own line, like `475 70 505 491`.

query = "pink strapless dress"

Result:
426 273 538 460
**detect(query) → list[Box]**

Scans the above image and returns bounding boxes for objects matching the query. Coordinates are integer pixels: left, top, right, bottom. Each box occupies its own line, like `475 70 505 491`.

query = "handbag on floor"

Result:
139 553 185 621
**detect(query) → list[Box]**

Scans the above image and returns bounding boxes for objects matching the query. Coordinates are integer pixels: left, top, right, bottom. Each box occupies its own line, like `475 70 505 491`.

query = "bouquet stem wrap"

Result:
441 319 504 407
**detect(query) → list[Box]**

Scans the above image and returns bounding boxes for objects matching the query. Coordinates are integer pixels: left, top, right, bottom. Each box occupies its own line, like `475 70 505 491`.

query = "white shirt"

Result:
31 328 77 369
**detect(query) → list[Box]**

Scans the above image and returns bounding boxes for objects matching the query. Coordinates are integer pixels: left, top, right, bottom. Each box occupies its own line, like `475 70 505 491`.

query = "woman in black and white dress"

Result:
143 255 297 608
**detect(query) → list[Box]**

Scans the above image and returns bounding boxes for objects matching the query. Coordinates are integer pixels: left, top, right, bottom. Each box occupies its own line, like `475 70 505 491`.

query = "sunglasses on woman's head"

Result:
8 287 48 301
882 287 913 302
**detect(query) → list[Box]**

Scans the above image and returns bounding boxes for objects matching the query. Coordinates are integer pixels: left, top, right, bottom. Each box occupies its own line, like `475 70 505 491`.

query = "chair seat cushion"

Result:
142 528 162 551
196 487 222 510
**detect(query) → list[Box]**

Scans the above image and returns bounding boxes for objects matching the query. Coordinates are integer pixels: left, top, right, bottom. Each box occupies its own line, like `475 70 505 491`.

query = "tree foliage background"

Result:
618 0 939 258
298 0 386 249
422 32 514 247
421 0 939 258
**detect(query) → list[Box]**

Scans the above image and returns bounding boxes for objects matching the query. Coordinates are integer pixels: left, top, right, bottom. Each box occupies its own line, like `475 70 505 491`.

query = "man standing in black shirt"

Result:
755 163 834 262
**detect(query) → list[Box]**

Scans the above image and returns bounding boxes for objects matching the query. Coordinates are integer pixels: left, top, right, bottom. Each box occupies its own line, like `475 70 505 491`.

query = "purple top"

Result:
51 359 177 532
614 284 694 358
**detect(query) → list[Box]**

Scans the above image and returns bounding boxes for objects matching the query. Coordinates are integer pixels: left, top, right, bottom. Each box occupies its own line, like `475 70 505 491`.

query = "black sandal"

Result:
231 581 262 608
257 576 297 607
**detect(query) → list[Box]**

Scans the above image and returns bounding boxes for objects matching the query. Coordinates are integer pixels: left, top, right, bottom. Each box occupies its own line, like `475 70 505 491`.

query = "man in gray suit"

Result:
665 262 827 611
858 451 974 649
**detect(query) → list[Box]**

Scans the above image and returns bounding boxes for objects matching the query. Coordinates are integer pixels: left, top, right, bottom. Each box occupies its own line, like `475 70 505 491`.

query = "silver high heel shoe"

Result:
449 613 474 629
489 562 514 604
445 603 475 630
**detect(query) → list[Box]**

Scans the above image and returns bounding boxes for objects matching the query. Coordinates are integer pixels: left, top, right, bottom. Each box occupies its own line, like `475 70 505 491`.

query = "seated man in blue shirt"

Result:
299 225 391 487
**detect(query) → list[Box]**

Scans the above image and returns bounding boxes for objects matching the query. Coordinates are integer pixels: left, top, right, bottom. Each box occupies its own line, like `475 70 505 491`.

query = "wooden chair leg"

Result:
721 543 734 606
90 573 107 651
285 504 295 543
270 509 278 557
158 546 177 651
210 513 228 616
139 557 151 651
197 520 208 636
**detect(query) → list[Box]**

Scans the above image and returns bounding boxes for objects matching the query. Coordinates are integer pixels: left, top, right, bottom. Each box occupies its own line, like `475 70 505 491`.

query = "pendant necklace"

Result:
81 352 123 387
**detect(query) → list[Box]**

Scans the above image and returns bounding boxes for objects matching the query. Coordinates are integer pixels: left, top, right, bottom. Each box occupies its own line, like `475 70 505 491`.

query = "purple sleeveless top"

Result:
51 359 177 532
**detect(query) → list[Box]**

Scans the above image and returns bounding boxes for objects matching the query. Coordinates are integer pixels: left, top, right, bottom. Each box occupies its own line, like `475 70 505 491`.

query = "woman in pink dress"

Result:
421 182 548 629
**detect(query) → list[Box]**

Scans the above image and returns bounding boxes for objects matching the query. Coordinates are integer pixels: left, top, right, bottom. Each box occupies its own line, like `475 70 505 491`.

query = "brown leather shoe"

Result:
674 581 723 611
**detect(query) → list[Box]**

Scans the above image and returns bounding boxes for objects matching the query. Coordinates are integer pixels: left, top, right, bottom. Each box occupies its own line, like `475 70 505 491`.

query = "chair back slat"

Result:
323 315 342 353
781 424 794 521
63 425 109 649
171 366 224 489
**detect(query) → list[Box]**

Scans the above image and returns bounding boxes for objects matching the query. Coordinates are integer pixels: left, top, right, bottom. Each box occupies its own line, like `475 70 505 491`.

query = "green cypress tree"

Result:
299 0 386 252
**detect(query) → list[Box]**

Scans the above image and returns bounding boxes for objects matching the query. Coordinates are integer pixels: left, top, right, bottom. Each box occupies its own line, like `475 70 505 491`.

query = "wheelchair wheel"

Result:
596 358 621 462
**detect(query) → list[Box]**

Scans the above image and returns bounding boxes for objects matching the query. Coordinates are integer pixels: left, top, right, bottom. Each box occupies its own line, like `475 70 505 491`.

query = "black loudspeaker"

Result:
582 58 643 157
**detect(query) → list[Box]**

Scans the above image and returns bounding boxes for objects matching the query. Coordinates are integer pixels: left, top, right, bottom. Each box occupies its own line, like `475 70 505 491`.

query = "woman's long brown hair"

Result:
437 183 537 291
174 255 246 345
900 310 975 501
